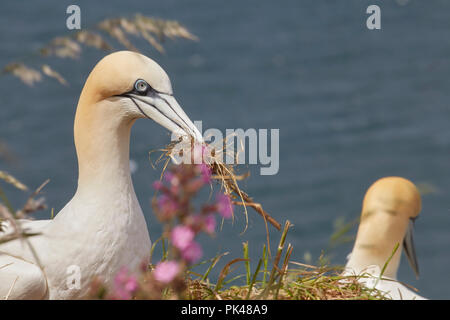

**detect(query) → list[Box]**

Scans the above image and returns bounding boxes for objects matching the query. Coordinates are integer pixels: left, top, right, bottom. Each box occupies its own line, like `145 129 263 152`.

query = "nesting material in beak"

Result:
149 138 281 233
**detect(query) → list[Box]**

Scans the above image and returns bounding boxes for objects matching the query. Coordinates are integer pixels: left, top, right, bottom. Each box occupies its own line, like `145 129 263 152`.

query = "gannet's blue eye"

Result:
134 79 150 95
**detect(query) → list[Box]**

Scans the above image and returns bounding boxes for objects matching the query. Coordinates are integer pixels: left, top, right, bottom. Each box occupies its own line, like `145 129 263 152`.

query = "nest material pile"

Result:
150 137 281 232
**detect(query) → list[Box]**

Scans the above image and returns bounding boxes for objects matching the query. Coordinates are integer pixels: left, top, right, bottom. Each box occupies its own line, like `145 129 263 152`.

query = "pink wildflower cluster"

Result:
153 261 180 284
89 156 236 299
110 267 139 300
92 262 183 300
152 161 234 285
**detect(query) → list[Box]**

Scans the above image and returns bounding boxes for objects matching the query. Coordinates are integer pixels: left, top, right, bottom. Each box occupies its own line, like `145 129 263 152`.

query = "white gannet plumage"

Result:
0 51 202 299
344 177 426 300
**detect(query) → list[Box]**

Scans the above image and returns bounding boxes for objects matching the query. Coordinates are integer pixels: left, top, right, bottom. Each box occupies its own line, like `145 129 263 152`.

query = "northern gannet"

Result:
0 51 202 299
344 177 426 300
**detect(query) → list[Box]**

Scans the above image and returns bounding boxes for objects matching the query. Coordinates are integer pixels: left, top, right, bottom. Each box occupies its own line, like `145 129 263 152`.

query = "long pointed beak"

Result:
403 219 420 279
159 94 203 142
128 93 203 142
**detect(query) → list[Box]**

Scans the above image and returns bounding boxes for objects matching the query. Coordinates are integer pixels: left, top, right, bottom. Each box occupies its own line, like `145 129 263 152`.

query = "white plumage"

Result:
0 51 202 299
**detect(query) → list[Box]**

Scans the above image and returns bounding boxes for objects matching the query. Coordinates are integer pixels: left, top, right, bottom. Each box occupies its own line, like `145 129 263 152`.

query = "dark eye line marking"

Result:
131 94 188 132
128 96 183 132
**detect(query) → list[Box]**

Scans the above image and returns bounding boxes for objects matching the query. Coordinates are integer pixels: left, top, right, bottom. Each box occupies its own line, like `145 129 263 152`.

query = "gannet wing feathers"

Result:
373 278 426 300
0 219 50 299
0 254 48 299
0 219 51 242
343 266 426 300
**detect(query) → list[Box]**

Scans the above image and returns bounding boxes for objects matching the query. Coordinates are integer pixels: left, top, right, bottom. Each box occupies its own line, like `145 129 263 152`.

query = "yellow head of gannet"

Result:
73 50 203 186
76 50 202 141
346 177 421 279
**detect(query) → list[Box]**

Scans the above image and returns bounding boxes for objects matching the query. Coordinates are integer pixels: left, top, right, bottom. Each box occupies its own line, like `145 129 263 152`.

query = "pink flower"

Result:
157 194 178 217
171 225 195 251
181 241 203 264
152 180 164 190
216 193 233 219
124 279 138 292
186 178 205 193
198 163 212 183
192 143 209 164
164 172 179 186
153 261 180 284
204 214 216 233
113 267 139 299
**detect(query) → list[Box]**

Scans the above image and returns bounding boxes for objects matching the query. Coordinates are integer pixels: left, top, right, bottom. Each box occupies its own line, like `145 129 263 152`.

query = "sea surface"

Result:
0 0 449 299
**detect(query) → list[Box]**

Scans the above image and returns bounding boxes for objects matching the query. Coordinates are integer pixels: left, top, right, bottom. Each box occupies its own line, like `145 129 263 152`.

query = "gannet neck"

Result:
346 209 407 279
74 96 134 194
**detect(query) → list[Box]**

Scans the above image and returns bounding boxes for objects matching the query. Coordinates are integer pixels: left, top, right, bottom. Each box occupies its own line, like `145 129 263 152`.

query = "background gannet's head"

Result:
77 50 203 141
362 177 421 221
347 177 422 278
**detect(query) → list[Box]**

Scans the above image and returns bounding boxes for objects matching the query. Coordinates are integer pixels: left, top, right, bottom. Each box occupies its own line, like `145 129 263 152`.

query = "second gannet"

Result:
344 177 427 300
0 51 203 299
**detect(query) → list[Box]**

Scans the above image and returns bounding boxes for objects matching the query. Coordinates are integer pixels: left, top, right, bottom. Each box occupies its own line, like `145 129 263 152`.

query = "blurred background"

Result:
1 0 449 299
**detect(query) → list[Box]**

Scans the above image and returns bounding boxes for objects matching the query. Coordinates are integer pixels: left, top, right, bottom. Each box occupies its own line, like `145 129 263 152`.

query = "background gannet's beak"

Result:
128 92 203 142
403 219 419 279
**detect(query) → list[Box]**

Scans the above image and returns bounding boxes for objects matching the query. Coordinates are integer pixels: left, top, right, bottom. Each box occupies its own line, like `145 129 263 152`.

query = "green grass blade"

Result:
243 241 250 285
246 258 263 299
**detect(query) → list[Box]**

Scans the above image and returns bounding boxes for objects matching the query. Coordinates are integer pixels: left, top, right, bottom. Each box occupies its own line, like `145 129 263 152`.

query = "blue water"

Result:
1 0 449 299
